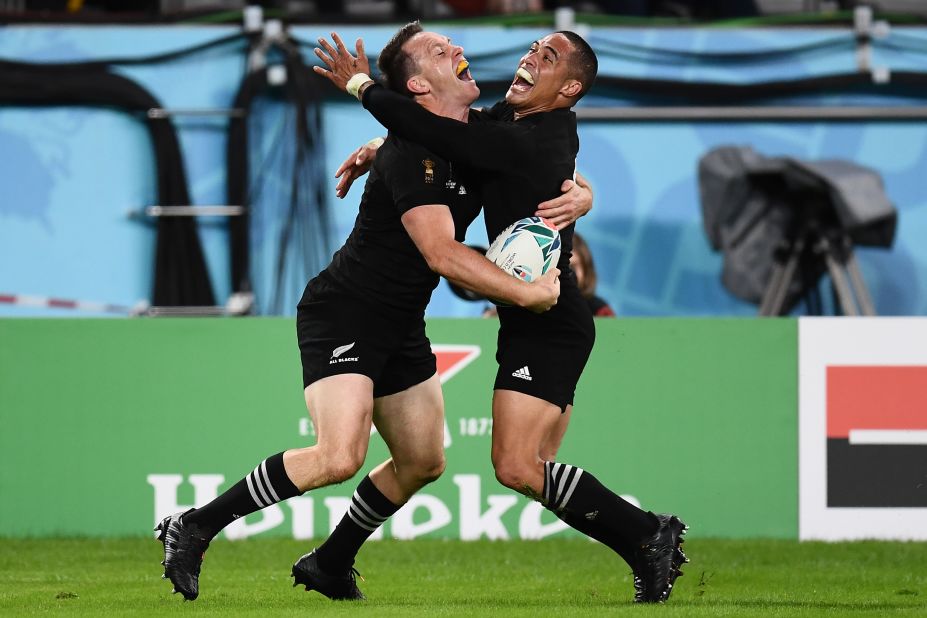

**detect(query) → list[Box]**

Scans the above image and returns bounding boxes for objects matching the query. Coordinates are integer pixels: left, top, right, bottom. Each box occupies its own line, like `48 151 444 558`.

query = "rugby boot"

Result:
632 513 689 603
155 510 210 601
292 550 366 600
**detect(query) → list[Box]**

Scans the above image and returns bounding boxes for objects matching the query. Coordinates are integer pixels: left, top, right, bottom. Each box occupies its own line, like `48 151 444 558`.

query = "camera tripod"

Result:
759 224 876 317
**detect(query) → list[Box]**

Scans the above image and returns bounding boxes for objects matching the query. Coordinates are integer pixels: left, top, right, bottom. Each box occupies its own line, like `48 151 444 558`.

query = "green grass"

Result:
1 538 925 616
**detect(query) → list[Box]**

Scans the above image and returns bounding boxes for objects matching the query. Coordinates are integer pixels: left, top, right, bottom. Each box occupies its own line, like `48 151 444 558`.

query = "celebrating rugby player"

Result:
315 24 688 603
153 24 596 602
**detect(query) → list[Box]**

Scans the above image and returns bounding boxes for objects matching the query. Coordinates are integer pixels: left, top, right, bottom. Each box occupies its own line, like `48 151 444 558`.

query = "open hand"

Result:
312 32 371 92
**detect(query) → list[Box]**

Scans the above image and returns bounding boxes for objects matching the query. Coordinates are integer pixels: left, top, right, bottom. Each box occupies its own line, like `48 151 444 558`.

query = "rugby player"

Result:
315 26 688 603
154 25 594 603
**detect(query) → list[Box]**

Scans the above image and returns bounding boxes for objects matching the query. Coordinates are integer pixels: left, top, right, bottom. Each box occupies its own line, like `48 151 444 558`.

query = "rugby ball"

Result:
485 216 561 283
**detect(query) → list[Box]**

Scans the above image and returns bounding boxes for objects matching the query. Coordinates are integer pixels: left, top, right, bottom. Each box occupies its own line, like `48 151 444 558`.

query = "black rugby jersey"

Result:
307 134 481 315
362 85 579 273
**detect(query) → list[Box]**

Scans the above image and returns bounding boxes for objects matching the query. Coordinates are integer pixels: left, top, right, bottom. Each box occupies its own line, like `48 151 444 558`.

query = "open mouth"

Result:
456 59 473 82
510 66 534 92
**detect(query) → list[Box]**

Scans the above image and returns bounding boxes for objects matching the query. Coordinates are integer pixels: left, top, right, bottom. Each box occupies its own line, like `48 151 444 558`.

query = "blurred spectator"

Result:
571 232 615 317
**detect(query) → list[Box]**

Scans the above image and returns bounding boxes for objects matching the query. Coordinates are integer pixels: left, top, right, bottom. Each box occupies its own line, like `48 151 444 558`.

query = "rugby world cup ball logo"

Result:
486 217 561 284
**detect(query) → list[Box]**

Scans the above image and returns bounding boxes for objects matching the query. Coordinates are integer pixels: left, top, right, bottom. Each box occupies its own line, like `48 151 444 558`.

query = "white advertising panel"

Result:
799 317 927 540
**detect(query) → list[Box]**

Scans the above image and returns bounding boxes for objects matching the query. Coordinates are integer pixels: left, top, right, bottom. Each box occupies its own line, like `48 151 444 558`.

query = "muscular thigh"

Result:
373 372 445 464
491 389 562 463
303 374 374 448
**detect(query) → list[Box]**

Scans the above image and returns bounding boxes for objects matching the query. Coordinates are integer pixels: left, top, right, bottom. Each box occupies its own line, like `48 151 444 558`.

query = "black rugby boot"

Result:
155 510 210 601
292 550 366 600
633 513 689 603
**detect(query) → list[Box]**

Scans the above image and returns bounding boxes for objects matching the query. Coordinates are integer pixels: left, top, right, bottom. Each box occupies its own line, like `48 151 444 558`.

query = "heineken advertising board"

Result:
0 318 797 539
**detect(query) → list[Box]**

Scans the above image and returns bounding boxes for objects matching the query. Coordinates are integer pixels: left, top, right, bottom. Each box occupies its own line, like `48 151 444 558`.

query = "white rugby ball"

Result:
485 216 561 283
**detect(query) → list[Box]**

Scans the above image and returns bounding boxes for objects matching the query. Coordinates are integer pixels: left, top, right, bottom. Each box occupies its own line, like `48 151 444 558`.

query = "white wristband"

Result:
346 73 372 100
366 137 385 149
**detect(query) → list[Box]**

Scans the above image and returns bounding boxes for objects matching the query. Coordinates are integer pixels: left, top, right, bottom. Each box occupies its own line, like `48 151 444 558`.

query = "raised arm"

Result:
361 85 531 171
402 205 559 313
312 32 530 171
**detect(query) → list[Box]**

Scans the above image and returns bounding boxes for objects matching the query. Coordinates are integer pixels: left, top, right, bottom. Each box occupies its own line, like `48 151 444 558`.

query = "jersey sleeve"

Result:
362 85 531 172
379 141 451 215
472 99 515 122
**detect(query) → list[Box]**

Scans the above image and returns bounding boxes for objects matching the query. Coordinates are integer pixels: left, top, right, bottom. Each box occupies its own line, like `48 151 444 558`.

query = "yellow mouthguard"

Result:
456 60 469 76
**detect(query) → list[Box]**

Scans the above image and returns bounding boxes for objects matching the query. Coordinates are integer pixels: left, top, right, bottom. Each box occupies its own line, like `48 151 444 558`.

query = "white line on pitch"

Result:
848 429 927 445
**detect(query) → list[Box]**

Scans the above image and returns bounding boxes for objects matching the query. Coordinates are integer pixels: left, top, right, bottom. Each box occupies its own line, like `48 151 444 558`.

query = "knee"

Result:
420 453 446 484
323 449 366 484
400 453 446 487
492 457 532 493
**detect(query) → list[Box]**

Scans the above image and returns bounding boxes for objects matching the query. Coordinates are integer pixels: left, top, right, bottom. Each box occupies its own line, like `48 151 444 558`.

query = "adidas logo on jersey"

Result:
512 366 532 381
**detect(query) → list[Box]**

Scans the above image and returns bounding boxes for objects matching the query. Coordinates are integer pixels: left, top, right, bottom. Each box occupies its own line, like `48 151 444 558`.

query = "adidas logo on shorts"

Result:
512 366 532 381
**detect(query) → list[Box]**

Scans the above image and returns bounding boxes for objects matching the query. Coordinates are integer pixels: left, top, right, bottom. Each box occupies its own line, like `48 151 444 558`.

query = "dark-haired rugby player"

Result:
315 26 688 603
153 22 597 604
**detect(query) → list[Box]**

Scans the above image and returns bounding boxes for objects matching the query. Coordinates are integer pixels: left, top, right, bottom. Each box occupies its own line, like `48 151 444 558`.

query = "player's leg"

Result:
490 390 562 499
370 371 446 502
182 374 374 536
493 285 686 602
295 326 441 600
492 390 658 547
491 390 668 588
157 374 374 600
313 372 445 578
285 375 375 490
537 406 636 554
538 404 571 462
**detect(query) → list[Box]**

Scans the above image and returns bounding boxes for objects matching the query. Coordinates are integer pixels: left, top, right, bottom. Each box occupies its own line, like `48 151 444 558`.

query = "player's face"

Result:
407 31 480 106
505 33 578 112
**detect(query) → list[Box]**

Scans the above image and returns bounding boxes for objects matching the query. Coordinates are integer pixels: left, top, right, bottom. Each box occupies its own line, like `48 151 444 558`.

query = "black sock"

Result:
543 461 658 566
183 451 300 539
314 475 400 574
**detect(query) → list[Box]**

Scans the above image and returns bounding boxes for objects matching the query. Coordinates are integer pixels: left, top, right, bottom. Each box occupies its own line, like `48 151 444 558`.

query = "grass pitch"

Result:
1 538 925 616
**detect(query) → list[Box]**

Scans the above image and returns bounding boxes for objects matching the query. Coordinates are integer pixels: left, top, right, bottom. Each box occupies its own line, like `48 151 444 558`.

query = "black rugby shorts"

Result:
296 292 436 398
494 282 595 411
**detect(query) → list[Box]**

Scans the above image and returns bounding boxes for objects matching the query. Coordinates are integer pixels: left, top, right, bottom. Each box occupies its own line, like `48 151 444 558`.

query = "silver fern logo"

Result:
329 342 359 365
331 342 355 358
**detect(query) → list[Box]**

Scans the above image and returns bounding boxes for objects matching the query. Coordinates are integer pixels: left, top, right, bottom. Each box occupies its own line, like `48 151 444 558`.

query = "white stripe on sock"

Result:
349 503 382 529
250 468 273 506
554 465 574 506
346 508 379 532
352 491 386 524
259 460 281 503
559 468 584 509
245 473 266 508
551 462 563 485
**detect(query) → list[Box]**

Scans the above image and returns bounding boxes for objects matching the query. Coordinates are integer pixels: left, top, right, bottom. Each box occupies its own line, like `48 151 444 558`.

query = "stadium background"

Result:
2 21 927 317
1 3 925 554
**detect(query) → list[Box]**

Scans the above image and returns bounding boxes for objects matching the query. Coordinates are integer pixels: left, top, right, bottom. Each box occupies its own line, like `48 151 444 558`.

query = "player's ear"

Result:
407 76 429 95
560 79 582 99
